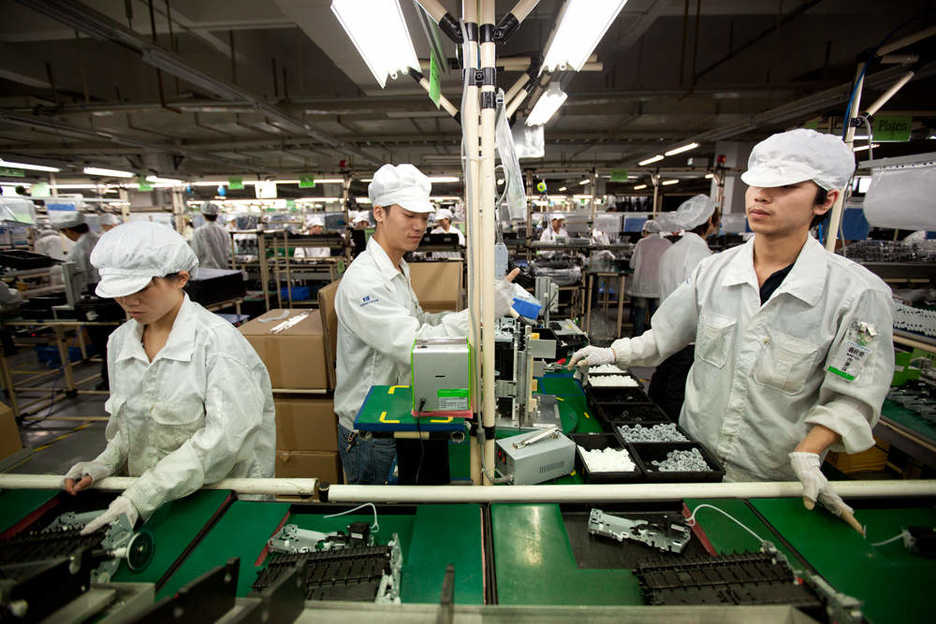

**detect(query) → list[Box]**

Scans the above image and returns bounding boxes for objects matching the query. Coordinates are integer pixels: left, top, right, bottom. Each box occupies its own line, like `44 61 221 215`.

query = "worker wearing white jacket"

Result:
335 163 517 485
539 213 569 242
570 129 894 519
294 214 331 259
649 195 720 419
628 219 671 336
54 212 100 295
191 202 231 269
98 212 121 232
63 222 275 533
430 207 466 246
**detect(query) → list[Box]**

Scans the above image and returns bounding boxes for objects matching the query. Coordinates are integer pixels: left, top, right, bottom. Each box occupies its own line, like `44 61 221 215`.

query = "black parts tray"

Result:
571 433 644 483
592 401 668 425
629 441 725 483
0 250 57 270
586 383 649 404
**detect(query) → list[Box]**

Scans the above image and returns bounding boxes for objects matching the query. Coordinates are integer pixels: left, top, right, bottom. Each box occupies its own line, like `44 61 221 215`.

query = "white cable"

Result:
323 502 379 533
687 503 768 546
871 531 907 547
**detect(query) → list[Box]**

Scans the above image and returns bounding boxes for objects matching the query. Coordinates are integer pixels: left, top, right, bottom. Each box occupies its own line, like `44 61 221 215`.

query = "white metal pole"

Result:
825 62 866 252
0 474 319 497
865 70 915 117
479 0 497 486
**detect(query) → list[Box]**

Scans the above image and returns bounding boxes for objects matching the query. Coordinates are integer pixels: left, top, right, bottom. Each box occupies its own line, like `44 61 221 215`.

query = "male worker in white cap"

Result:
98 212 121 232
628 219 671 337
191 202 231 269
294 214 331 259
54 211 100 296
648 194 720 419
334 163 518 485
430 207 465 260
570 129 894 522
539 213 569 242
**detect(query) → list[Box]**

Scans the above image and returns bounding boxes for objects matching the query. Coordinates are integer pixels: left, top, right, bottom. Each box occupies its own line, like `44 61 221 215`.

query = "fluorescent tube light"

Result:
331 0 420 88
661 179 679 186
633 184 647 190
526 83 568 126
664 142 699 156
0 158 60 173
314 178 344 184
542 0 629 72
84 166 134 178
578 179 590 185
558 186 568 192
638 154 664 166
704 173 714 179
852 143 880 152
428 176 460 183
145 175 183 185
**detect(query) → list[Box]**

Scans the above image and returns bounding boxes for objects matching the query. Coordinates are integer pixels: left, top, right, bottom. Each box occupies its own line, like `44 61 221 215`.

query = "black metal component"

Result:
132 557 239 623
480 91 497 109
465 22 478 41
252 546 392 602
438 13 463 43
437 564 455 624
482 425 496 439
409 67 425 82
481 504 498 605
479 23 495 43
481 67 496 86
0 549 94 622
230 562 305 624
494 13 520 42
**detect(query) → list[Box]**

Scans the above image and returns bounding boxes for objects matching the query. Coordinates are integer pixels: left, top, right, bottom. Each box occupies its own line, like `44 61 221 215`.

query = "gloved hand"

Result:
493 268 522 318
789 452 853 517
81 496 139 535
567 345 616 370
63 460 112 495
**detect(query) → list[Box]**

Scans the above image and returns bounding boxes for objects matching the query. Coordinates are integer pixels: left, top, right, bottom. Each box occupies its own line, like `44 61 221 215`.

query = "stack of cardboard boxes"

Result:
239 309 340 483
408 261 464 313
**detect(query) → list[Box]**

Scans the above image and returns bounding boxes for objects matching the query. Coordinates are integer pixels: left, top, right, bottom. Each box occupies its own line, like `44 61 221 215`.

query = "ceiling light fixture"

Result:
704 173 714 179
664 142 699 156
541 0 629 72
0 158 61 173
633 184 647 190
852 143 880 152
661 179 679 186
526 83 568 127
145 175 183 185
83 166 134 178
578 179 590 185
314 178 344 184
638 154 664 166
558 186 568 192
428 176 460 183
331 0 420 88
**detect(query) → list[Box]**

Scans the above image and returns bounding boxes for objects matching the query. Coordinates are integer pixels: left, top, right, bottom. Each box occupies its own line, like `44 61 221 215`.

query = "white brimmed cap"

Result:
352 211 370 225
368 164 433 213
306 215 325 228
436 207 454 221
98 213 120 226
551 213 566 221
50 211 85 230
201 202 220 216
741 128 855 191
643 219 662 233
91 221 198 298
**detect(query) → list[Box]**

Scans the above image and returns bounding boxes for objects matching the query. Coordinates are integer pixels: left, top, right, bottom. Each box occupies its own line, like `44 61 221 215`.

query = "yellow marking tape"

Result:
378 410 401 424
387 385 409 395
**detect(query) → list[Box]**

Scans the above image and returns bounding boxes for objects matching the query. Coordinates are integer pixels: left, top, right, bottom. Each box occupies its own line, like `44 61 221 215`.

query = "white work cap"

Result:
306 215 325 228
98 213 120 226
741 128 855 191
368 163 433 214
201 202 220 216
642 219 662 233
352 211 370 225
667 194 716 230
91 221 198 298
50 211 86 230
551 213 566 222
436 207 454 221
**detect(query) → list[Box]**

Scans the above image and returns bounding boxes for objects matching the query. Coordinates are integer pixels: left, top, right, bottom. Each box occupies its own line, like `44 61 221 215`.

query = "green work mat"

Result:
111 489 232 587
491 503 643 605
156 500 290 601
355 385 467 433
752 498 936 624
881 399 936 443
0 489 58 534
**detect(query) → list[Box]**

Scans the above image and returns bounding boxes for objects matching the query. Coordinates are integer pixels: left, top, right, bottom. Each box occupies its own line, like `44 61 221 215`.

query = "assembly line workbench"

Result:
3 486 934 622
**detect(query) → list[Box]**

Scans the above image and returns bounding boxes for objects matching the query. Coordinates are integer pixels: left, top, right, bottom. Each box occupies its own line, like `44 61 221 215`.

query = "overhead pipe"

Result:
414 0 464 43
493 0 540 42
864 70 915 117
407 68 461 122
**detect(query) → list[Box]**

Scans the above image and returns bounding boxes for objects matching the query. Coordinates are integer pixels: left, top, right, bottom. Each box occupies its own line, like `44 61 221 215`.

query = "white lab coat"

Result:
334 237 469 431
430 225 465 260
35 230 67 261
540 227 569 243
293 246 330 259
612 236 894 481
87 295 275 520
657 232 711 302
66 231 100 294
628 235 672 298
191 222 231 269
590 229 610 245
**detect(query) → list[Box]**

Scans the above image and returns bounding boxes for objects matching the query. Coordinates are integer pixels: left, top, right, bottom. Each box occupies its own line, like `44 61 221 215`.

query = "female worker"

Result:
63 221 275 533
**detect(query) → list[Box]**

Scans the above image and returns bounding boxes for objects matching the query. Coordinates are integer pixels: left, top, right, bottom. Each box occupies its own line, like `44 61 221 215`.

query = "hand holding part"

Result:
790 451 863 534
63 461 112 495
81 496 139 535
567 345 616 370
493 268 522 317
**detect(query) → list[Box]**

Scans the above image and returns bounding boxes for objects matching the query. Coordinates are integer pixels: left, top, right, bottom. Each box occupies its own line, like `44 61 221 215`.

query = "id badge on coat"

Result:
828 321 876 382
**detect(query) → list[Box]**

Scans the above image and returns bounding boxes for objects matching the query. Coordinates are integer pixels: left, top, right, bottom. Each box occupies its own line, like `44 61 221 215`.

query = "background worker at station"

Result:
570 129 894 518
293 214 331 259
334 164 518 485
649 195 720 419
63 222 275 533
191 202 231 269
539 213 569 242
627 219 671 337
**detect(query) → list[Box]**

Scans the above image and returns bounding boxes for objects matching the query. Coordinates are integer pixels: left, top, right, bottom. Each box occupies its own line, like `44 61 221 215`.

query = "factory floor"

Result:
3 305 642 478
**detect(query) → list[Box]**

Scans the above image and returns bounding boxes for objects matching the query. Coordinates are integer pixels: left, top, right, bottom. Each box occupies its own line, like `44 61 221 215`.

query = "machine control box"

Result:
495 428 575 484
411 337 471 416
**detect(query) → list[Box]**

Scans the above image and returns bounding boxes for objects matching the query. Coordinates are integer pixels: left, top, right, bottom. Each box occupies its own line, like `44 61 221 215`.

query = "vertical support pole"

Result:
825 62 865 252
479 0 497 486
651 174 661 215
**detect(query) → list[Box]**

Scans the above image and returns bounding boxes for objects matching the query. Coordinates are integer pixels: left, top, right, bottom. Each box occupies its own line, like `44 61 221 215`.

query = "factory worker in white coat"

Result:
54 212 100 295
293 215 331 259
570 129 894 519
63 222 275 533
191 202 231 269
98 212 121 232
430 207 465 259
628 219 671 336
539 214 569 242
35 226 68 261
334 163 518 485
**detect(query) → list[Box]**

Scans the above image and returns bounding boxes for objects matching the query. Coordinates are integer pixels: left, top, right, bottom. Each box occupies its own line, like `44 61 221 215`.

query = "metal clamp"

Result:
512 426 559 449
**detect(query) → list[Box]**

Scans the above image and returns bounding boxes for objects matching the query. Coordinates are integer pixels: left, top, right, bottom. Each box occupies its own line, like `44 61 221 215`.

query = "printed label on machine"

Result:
438 389 469 411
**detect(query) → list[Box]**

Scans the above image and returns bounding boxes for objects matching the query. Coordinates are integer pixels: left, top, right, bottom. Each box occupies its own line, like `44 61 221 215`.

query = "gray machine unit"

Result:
495 427 575 484
411 337 471 414
494 317 558 431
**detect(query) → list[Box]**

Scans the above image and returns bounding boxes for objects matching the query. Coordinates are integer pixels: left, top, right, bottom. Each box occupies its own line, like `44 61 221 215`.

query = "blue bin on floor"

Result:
279 285 311 302
34 345 87 368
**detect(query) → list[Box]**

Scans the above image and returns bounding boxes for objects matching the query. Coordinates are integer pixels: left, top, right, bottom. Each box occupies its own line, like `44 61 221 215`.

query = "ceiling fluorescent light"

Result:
315 178 344 184
428 176 460 183
526 83 568 127
0 158 60 173
331 0 419 88
145 175 183 185
853 143 880 152
633 184 647 190
704 173 714 179
542 0 629 72
360 178 373 182
558 186 568 191
664 142 699 156
84 166 134 178
638 154 664 166
661 179 679 186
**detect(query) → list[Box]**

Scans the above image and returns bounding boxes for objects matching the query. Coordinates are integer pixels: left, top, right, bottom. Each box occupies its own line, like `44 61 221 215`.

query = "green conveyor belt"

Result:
881 399 936 443
0 489 58 534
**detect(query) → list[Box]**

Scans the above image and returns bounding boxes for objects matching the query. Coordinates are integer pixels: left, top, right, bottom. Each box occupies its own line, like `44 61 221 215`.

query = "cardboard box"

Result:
275 449 340 483
275 398 337 452
317 280 341 390
240 309 328 390
409 261 463 309
0 401 22 460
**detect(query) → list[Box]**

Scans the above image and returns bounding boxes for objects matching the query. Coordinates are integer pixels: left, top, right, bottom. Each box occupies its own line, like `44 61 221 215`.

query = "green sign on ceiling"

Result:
610 169 629 182
429 49 442 109
228 176 244 190
299 176 316 188
0 167 25 178
873 115 912 142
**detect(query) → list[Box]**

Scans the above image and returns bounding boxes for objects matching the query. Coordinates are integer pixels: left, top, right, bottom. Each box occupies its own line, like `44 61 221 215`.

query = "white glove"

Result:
789 452 853 517
64 460 112 493
568 345 615 370
494 280 516 318
81 496 139 535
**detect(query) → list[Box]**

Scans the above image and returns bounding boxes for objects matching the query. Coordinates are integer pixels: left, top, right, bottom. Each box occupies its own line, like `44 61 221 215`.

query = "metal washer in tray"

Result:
627 441 725 483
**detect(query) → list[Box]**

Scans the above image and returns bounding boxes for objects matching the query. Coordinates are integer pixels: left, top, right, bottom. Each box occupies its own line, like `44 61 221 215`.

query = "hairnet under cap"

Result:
91 221 198 298
642 219 662 233
741 128 855 191
201 202 220 216
668 194 716 230
368 163 433 213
